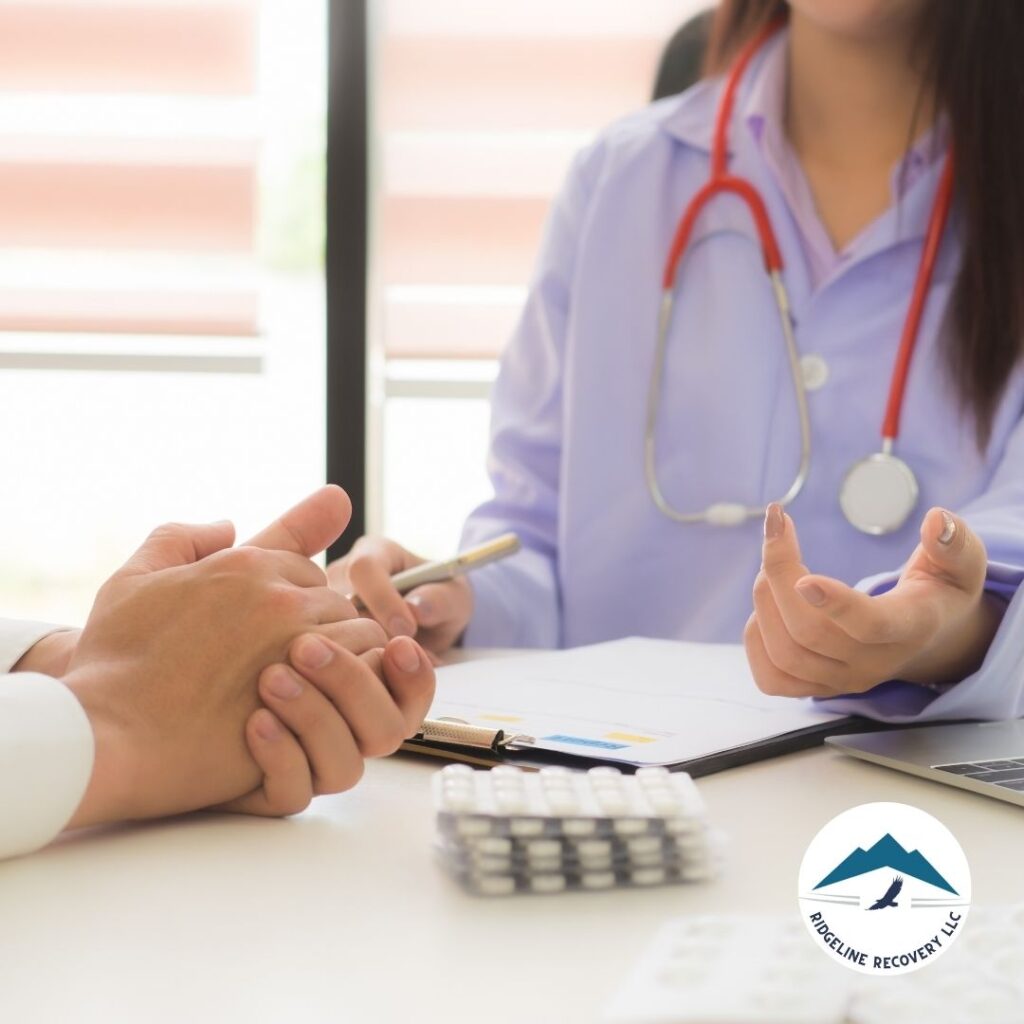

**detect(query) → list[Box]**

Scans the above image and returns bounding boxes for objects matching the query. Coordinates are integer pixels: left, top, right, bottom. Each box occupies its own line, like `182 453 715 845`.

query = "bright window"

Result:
0 0 328 624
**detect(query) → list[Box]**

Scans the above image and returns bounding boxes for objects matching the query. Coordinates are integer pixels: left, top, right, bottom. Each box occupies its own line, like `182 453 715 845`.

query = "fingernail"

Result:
407 594 432 622
796 581 827 607
388 615 416 638
294 635 333 670
265 666 303 700
254 713 282 741
938 510 957 545
391 635 421 673
764 503 784 540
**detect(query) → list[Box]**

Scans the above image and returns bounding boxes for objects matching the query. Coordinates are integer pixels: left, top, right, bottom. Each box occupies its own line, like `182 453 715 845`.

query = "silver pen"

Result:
349 533 521 610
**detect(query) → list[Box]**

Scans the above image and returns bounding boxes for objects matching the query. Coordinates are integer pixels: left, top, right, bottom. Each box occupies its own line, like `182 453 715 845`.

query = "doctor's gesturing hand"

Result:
327 537 474 657
744 503 1006 698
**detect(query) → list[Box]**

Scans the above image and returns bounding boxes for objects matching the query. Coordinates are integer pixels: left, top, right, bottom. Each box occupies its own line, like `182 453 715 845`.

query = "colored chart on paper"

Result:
430 638 846 768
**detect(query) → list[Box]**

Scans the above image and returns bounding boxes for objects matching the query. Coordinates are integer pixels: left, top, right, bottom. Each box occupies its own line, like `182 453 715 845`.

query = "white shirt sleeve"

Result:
0 672 94 860
0 618 71 673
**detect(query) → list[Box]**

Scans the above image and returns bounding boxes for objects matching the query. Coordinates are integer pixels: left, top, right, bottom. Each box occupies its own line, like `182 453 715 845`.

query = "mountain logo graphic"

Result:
813 832 958 896
798 802 971 976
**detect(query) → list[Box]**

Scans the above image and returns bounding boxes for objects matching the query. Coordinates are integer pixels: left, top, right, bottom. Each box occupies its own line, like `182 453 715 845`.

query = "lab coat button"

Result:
800 354 829 391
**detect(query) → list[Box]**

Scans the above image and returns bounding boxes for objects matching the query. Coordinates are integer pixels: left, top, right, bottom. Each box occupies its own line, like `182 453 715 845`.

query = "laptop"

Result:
826 719 1024 808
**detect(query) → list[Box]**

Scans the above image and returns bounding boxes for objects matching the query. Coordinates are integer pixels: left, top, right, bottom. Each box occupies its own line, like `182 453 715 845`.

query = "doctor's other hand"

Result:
744 503 1004 698
327 536 474 656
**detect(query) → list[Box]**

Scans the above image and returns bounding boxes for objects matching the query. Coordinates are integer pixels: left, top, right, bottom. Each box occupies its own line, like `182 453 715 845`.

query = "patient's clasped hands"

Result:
15 485 435 829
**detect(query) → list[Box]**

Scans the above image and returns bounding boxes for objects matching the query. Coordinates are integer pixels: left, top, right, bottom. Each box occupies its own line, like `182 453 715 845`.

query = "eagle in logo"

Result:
867 875 903 911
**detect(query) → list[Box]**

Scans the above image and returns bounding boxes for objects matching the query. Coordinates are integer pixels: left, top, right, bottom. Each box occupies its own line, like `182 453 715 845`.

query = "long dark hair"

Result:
704 0 1024 447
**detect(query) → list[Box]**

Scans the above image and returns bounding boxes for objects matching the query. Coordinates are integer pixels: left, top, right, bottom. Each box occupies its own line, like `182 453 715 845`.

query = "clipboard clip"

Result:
415 717 535 753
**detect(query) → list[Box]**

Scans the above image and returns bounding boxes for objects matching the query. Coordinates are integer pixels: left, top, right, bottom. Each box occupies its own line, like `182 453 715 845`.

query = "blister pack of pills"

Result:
604 915 855 1024
605 905 1024 1024
433 764 723 896
847 902 1024 1024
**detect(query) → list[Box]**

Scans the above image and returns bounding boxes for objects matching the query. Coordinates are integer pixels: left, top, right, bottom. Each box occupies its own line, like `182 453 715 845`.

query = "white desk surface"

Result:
2 652 1022 1024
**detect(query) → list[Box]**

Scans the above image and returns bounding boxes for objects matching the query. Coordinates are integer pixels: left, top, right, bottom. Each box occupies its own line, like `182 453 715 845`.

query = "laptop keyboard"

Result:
933 757 1024 791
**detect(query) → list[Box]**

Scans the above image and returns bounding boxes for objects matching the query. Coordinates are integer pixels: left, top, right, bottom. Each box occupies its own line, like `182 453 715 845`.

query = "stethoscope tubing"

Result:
646 19 808 526
645 16 953 531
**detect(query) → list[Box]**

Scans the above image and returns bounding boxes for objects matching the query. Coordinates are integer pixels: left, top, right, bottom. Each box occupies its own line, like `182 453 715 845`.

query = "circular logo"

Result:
797 802 971 976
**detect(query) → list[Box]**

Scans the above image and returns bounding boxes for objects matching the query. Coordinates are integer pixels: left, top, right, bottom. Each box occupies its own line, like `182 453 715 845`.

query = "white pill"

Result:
631 867 666 886
664 817 700 835
530 874 567 894
956 986 1022 1018
846 994 912 1024
849 986 943 1024
680 865 716 882
509 818 545 837
764 964 816 987
992 947 1024 980
963 925 1018 957
680 916 734 939
543 784 576 801
626 836 661 856
473 855 512 872
476 874 516 896
587 766 622 777
543 792 574 809
493 774 523 787
456 817 491 837
656 964 705 989
441 764 474 777
575 839 612 858
647 794 683 816
495 792 526 814
581 871 616 890
561 818 597 836
528 856 562 873
672 834 711 853
628 852 665 869
544 798 577 823
470 836 512 855
490 765 522 778
526 839 562 858
612 817 648 836
671 777 704 806
753 988 807 1013
441 792 476 813
636 766 670 779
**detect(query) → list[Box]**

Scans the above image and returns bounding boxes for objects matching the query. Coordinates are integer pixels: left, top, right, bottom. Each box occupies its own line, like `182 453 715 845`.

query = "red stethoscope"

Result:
643 18 955 535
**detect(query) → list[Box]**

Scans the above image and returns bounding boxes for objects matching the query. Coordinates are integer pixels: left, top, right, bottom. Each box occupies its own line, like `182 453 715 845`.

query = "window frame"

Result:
325 0 369 558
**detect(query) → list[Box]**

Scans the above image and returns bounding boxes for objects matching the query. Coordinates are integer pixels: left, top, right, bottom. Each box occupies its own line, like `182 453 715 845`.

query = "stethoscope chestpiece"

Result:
839 450 919 536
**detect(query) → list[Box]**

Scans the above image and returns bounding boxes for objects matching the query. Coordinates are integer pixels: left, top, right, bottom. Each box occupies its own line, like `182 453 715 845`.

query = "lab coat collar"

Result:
658 77 718 154
657 45 956 305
